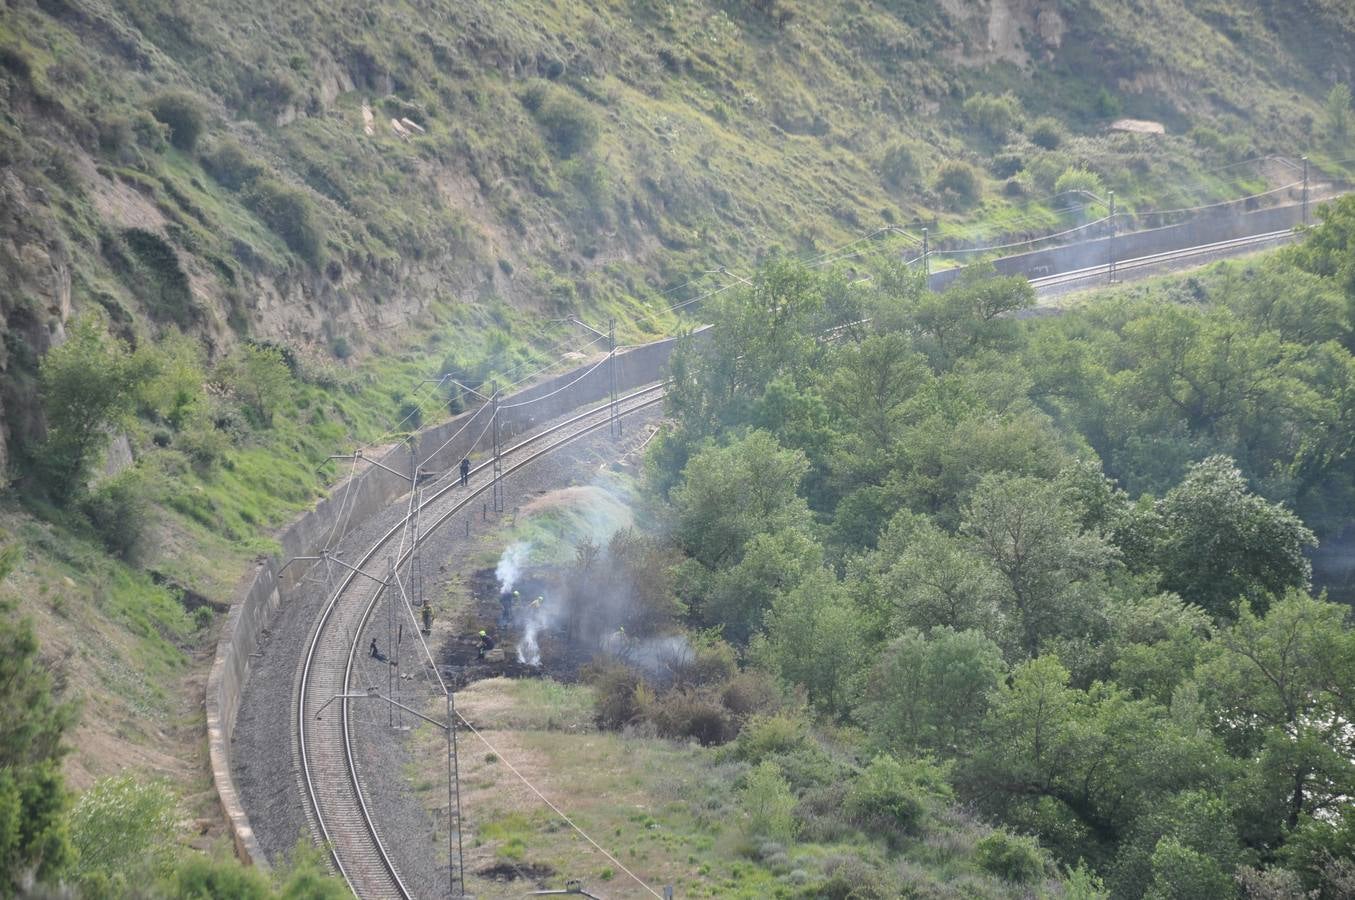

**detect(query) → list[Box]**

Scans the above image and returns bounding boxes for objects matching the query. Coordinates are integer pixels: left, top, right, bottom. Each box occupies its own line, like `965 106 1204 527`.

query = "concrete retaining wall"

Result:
207 335 688 866
928 203 1306 291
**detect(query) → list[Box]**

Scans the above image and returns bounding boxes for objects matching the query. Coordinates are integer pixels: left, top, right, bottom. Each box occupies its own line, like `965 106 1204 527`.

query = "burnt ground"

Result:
232 403 661 898
436 566 596 691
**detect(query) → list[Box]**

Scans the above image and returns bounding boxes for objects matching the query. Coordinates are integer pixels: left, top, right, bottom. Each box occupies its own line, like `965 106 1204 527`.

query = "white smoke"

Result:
516 593 554 667
495 541 531 595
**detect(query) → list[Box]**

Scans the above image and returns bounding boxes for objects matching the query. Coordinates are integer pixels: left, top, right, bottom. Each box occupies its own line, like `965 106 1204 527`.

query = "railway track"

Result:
1029 229 1297 296
295 382 666 899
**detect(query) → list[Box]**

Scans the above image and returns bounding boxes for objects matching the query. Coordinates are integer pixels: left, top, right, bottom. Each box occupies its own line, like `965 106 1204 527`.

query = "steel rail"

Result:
296 382 666 898
1029 230 1296 292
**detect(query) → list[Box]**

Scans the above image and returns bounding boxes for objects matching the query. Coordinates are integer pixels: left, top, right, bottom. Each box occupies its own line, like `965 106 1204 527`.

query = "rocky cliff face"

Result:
1 0 1351 474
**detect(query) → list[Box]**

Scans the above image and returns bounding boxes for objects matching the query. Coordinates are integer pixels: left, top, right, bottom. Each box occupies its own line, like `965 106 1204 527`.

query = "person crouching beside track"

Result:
477 629 496 660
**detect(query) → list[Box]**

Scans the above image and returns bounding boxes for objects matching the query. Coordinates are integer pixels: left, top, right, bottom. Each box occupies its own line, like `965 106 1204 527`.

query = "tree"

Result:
0 541 74 894
1148 456 1316 619
756 570 865 718
882 520 1009 639
218 344 291 427
37 318 146 502
1197 593 1355 843
966 655 1225 864
671 430 811 570
69 775 176 892
963 473 1118 657
860 627 1005 756
705 527 821 642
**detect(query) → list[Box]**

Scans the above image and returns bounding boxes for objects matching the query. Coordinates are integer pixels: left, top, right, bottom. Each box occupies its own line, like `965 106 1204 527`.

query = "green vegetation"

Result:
597 203 1355 896
0 0 1353 894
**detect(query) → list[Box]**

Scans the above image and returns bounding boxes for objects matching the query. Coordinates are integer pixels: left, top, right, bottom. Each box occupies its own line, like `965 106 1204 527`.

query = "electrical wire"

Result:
500 353 612 410
452 711 666 899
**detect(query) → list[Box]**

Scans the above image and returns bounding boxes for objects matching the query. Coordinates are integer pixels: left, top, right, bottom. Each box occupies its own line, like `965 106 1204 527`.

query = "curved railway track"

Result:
296 383 666 898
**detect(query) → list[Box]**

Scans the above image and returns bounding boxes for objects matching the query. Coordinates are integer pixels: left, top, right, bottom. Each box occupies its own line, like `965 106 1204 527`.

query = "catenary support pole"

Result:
608 318 619 439
922 227 930 282
1108 191 1117 284
1302 156 1310 226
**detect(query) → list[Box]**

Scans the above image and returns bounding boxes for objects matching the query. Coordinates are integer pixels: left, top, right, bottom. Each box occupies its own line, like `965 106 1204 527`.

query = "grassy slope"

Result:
0 0 1354 851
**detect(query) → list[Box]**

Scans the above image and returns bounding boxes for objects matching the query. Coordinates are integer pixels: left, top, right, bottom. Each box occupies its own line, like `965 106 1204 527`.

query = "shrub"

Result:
974 830 1047 883
990 152 1024 179
216 343 291 427
1054 166 1105 204
525 83 600 158
70 775 177 886
934 161 982 209
1094 87 1122 119
810 855 893 900
1030 117 1063 150
963 93 1024 141
1327 84 1352 143
587 663 644 730
732 713 810 763
878 141 920 190
650 688 735 745
720 670 783 719
844 755 952 838
674 638 737 687
148 91 206 152
740 761 799 843
177 405 231 471
202 141 265 191
245 177 324 263
80 467 153 561
168 855 272 899
38 318 146 502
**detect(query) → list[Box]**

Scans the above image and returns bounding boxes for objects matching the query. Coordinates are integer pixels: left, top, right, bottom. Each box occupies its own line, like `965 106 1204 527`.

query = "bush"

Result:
844 755 952 838
148 91 207 152
990 152 1024 179
1094 87 1122 119
216 344 291 427
740 761 799 843
732 713 810 763
525 83 600 158
1030 117 1063 150
879 141 921 190
650 688 735 745
203 141 265 191
1054 166 1105 204
674 639 737 687
974 830 1047 883
245 178 324 263
810 855 893 900
720 670 784 719
587 663 644 730
80 467 153 561
963 93 1024 141
167 855 272 899
70 775 177 886
934 161 982 209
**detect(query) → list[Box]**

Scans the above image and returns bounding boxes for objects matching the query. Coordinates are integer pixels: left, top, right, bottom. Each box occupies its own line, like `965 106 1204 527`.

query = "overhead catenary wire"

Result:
500 352 613 411
452 710 666 899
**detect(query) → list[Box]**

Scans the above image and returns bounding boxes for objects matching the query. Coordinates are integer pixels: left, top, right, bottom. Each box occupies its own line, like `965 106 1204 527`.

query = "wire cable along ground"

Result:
296 384 668 899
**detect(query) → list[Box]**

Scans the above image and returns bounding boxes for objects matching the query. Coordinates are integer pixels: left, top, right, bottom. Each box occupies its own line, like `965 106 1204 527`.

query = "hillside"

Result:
1 0 1355 895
